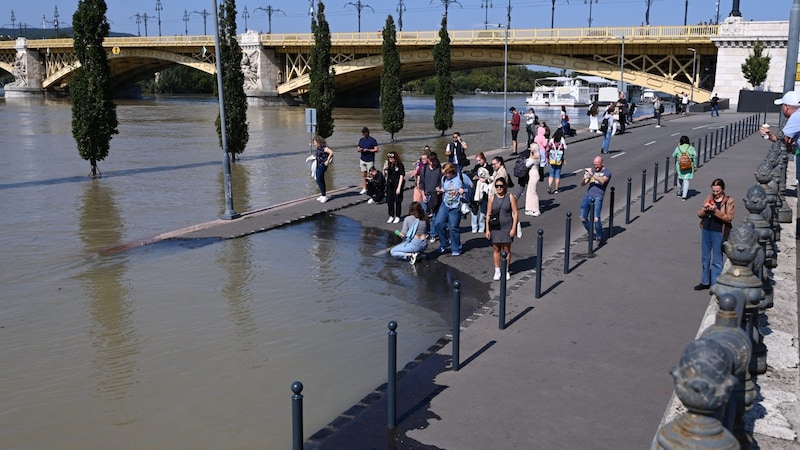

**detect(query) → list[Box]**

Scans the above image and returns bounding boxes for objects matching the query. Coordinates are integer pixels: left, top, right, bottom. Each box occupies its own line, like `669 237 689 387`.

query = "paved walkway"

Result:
139 114 799 449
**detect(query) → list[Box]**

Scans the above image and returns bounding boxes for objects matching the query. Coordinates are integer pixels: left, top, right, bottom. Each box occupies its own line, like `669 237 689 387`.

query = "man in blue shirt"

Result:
580 156 612 245
357 127 380 194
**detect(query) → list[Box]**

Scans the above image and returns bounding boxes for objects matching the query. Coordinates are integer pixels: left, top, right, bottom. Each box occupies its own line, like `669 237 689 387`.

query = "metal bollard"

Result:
387 321 397 429
625 177 632 224
291 381 304 450
664 156 670 193
535 229 543 298
725 124 729 149
588 198 595 254
714 128 719 155
653 162 659 203
640 169 647 213
608 187 615 238
452 280 461 369
499 252 507 330
564 212 571 274
703 134 708 164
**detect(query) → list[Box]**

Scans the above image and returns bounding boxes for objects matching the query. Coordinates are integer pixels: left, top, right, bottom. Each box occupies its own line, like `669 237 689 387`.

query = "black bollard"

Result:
653 162 659 203
673 156 678 187
291 381 304 450
625 177 632 224
564 212 572 274
703 134 708 164
499 252 507 330
588 198 595 254
535 229 543 298
387 321 397 429
452 280 461 369
664 156 670 193
714 128 719 155
725 125 729 149
640 169 647 213
608 187 615 238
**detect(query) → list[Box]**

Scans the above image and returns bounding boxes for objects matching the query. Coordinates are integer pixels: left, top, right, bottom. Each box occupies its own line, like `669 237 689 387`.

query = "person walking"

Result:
710 93 720 117
525 107 538 146
601 104 615 154
546 127 566 194
616 92 628 134
508 107 521 155
485 177 519 280
694 178 735 290
312 135 334 203
469 152 493 233
445 132 469 173
385 151 406 224
672 135 696 201
522 142 541 216
653 97 663 128
419 151 442 219
389 202 430 265
580 156 611 244
433 162 473 256
413 147 431 203
357 127 379 194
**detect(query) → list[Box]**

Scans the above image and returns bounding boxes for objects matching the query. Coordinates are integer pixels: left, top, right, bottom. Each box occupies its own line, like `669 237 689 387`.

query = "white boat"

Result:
525 76 617 107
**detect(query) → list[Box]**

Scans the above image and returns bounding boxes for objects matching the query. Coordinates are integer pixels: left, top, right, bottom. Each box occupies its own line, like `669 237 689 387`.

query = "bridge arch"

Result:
42 49 216 89
279 48 709 103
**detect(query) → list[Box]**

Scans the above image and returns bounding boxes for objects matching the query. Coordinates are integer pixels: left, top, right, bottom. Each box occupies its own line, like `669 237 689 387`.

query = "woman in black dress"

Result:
485 177 519 281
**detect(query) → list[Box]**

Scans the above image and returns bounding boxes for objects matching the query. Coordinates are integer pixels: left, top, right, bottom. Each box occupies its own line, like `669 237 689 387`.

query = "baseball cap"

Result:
774 91 800 106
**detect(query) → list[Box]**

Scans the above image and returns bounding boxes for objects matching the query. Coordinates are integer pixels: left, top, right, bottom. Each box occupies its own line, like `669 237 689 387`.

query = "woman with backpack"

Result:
672 135 696 201
546 128 567 194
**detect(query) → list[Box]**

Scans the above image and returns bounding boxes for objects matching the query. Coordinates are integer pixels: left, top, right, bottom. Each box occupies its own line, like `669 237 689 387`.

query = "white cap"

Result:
774 91 800 106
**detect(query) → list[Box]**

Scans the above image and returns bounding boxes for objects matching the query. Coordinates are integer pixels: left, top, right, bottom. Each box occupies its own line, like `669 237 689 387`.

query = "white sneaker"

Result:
387 217 394 223
392 216 400 224
360 188 367 195
409 253 418 265
367 198 375 204
318 196 328 203
532 211 542 217
493 268 501 281
525 210 535 216
506 272 511 280
316 196 324 201
655 125 662 128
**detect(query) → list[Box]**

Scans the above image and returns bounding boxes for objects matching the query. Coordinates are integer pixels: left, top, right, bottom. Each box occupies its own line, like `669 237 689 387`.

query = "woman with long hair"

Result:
485 177 519 280
385 151 406 224
469 152 493 233
389 202 430 265
695 178 735 290
312 135 334 203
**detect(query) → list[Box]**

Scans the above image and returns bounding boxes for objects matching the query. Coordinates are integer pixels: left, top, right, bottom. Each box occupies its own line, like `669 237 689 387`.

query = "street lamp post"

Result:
481 0 492 31
242 5 250 31
645 0 652 25
131 13 142 36
255 6 286 35
619 35 625 94
211 0 239 220
688 47 697 112
683 0 689 26
10 10 15 38
183 9 189 35
585 0 597 28
396 0 407 31
344 1 374 33
155 0 163 36
53 6 59 36
191 9 211 35
502 0 511 148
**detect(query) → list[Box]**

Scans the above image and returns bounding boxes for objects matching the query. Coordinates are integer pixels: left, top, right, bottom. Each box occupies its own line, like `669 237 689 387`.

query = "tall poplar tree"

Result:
380 15 404 142
309 1 335 138
71 0 118 177
433 16 453 136
215 0 249 160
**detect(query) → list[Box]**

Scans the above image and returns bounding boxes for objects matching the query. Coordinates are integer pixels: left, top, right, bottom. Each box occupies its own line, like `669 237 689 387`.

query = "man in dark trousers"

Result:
507 107 521 155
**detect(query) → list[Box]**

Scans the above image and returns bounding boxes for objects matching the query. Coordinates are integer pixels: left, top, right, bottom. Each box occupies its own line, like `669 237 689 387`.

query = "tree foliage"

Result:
741 40 770 89
380 15 404 142
71 0 118 177
404 66 558 94
215 0 249 159
309 1 335 138
141 66 216 94
433 16 453 136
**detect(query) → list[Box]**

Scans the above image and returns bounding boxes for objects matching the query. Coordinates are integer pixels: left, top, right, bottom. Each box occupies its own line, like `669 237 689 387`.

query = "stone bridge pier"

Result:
4 38 45 98
239 31 285 106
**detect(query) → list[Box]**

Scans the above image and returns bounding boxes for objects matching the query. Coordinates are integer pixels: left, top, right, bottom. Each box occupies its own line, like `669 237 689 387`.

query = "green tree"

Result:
380 15 404 142
433 16 453 136
215 0 249 160
71 0 118 177
309 1 335 138
141 66 215 94
741 40 771 89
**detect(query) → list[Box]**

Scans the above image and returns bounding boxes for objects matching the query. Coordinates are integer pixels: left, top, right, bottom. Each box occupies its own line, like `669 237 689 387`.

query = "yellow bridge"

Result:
0 24 721 102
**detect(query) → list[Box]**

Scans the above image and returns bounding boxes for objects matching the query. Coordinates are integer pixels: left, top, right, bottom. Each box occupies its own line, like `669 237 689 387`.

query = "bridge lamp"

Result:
183 9 189 35
688 47 696 112
481 0 492 31
585 0 597 28
619 35 625 94
155 0 163 37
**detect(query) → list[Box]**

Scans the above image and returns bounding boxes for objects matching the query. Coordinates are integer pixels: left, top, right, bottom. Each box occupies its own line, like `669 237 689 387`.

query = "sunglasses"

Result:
495 184 505 188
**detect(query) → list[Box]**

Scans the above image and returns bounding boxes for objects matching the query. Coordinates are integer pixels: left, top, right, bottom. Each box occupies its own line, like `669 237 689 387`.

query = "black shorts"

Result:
511 129 519 140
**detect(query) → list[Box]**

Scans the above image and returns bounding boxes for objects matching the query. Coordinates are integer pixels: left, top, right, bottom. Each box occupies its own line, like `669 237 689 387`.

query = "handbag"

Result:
488 211 501 230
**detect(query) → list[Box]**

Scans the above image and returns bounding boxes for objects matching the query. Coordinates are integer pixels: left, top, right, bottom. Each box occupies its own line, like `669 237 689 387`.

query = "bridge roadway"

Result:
0 24 717 101
135 112 799 448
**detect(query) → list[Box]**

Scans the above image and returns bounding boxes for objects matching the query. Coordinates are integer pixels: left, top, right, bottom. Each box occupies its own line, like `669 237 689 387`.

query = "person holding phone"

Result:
694 178 735 291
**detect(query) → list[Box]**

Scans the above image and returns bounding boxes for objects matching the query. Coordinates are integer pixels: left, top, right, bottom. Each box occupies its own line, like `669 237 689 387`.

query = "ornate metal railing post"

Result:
711 223 765 408
652 339 738 449
774 143 793 223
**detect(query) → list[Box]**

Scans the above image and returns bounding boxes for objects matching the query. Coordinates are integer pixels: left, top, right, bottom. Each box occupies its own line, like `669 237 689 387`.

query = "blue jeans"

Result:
390 238 428 259
711 105 719 117
470 198 487 232
580 195 604 241
434 206 462 253
315 163 328 196
700 228 724 285
602 127 613 152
